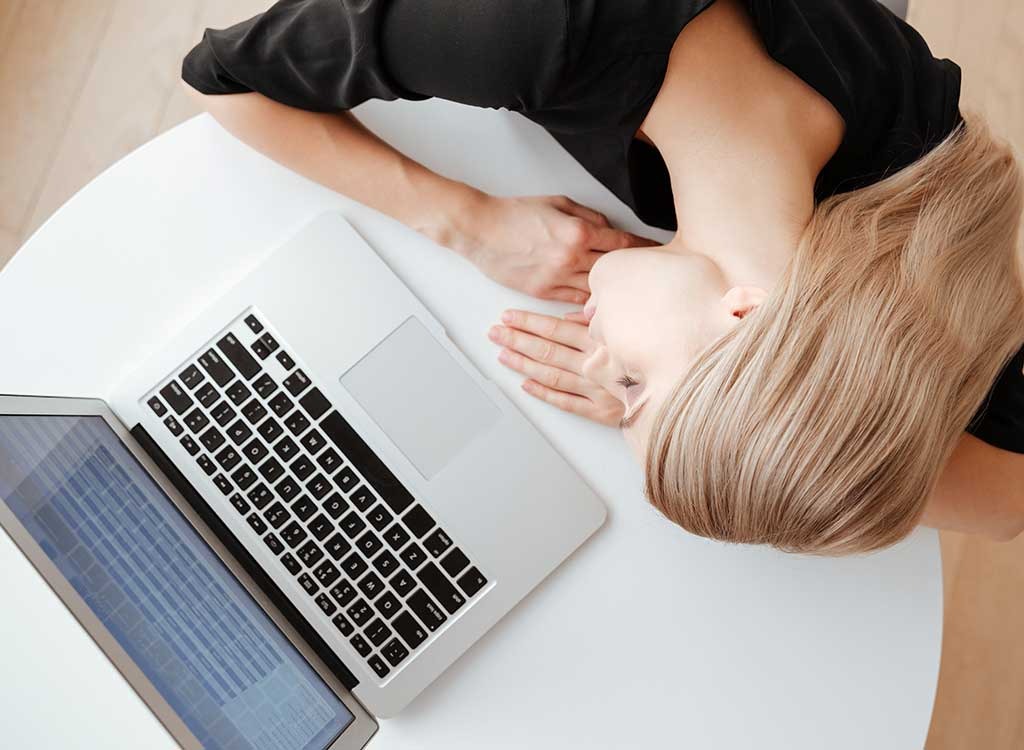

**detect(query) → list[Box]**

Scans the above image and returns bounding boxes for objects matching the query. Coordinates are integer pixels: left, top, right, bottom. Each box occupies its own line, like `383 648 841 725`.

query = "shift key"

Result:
217 333 260 380
416 562 465 615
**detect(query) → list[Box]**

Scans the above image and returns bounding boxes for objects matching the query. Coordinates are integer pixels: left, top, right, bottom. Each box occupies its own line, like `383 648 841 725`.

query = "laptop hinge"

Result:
130 423 360 692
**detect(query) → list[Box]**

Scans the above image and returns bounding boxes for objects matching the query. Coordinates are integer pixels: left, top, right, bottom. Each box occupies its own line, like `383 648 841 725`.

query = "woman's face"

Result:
582 246 763 458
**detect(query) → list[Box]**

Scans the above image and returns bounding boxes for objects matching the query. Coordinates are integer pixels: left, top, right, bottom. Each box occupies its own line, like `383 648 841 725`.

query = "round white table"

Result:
0 102 942 749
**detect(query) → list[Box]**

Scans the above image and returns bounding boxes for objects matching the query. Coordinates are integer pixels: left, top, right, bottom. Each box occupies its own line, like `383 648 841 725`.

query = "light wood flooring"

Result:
1 1 1022 747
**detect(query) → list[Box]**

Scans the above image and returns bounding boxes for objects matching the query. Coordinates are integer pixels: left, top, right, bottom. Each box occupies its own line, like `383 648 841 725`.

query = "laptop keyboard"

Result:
144 310 489 681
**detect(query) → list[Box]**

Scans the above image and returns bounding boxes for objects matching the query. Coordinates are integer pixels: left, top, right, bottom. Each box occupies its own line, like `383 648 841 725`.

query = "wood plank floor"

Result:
0 1 1022 747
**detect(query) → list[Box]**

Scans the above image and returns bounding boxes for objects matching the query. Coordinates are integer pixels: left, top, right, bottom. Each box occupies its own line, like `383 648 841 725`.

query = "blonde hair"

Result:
644 112 1024 554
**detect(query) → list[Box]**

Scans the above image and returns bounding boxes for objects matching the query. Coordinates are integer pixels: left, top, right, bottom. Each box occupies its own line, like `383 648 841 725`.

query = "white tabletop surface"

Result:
0 102 942 750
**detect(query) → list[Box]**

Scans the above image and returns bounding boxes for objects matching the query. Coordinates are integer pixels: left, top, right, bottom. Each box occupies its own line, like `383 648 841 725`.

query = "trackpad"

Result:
340 317 501 480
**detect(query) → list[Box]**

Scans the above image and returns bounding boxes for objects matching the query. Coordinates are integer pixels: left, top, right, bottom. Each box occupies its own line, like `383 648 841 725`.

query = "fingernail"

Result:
498 349 510 363
488 325 501 340
501 310 514 323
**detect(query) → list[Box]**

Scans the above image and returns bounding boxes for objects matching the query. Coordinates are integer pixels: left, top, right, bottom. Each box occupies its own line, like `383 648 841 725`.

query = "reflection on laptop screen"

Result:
0 414 353 750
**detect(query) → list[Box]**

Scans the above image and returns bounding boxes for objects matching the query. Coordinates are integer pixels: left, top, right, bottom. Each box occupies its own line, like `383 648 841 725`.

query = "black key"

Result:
215 446 241 471
407 589 447 631
275 476 301 502
273 436 299 461
180 364 204 389
349 634 372 657
440 547 470 577
315 592 337 616
258 456 285 483
228 493 250 515
399 543 427 571
384 523 411 551
340 552 368 579
253 373 277 399
226 419 253 445
423 527 453 558
283 369 311 396
246 513 268 535
268 392 293 417
300 387 331 420
284 410 311 436
390 570 416 598
231 464 257 491
179 435 200 456
300 429 327 454
330 581 356 607
366 504 393 532
199 426 225 452
392 611 427 649
164 414 183 436
212 474 232 496
309 513 334 541
340 511 366 539
290 455 315 480
313 560 341 587
336 470 361 498
402 505 435 538
160 381 193 415
324 533 351 561
199 349 234 387
316 448 343 474
281 521 308 549
306 473 331 500
263 501 290 529
257 417 284 443
259 332 279 353
373 550 399 578
195 382 219 408
251 339 271 360
457 567 487 598
276 350 295 370
246 482 274 509
332 613 354 636
347 599 373 627
281 552 302 575
147 396 167 417
297 540 325 567
292 495 317 521
241 438 269 464
263 533 284 555
365 618 392 647
241 399 268 425
381 637 410 668
323 493 348 519
244 314 263 334
298 572 319 595
367 654 390 678
417 563 465 614
321 410 415 514
197 454 216 476
225 380 251 406
217 333 260 380
210 400 236 427
183 408 209 434
349 485 376 513
356 531 383 558
358 572 385 600
374 591 401 620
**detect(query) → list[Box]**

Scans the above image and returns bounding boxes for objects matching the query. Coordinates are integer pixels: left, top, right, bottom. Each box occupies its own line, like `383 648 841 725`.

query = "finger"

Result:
552 196 609 227
500 308 591 350
576 250 605 273
566 272 590 292
497 347 591 393
587 225 662 252
563 311 589 324
489 324 587 370
540 287 588 304
520 378 597 418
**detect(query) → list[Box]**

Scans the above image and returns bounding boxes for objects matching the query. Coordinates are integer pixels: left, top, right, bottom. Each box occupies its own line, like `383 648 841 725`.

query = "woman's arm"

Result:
921 432 1024 541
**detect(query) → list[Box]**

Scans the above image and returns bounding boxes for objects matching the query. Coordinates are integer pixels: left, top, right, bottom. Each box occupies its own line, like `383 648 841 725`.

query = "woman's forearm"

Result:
183 83 485 252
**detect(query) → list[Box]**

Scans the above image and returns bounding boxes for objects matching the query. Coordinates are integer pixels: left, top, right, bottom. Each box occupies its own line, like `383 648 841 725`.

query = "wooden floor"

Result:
1 1 1022 747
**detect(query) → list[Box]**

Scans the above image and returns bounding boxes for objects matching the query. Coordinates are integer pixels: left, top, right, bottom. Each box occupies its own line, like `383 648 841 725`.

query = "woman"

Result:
183 0 1024 552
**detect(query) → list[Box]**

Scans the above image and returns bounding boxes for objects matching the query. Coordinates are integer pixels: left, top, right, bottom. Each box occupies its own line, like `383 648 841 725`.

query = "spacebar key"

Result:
217 333 260 380
417 562 466 614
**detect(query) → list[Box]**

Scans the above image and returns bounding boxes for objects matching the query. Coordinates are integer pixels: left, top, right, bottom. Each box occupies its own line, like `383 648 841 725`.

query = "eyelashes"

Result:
615 374 639 389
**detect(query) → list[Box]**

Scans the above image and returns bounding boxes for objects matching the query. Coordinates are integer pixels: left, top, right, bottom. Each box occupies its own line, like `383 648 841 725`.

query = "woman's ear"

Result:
721 285 768 319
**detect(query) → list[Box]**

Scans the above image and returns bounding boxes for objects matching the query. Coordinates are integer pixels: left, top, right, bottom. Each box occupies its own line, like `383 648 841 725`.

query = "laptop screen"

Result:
0 414 354 750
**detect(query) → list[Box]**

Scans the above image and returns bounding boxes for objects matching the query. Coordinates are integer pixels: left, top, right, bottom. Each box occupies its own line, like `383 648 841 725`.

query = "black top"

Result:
182 0 1024 455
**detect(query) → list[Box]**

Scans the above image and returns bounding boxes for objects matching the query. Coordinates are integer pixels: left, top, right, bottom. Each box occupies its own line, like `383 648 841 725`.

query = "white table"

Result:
0 103 942 749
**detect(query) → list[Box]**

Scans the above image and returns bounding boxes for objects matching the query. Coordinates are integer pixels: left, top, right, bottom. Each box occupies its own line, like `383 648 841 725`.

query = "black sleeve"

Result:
965 344 1024 453
182 0 567 113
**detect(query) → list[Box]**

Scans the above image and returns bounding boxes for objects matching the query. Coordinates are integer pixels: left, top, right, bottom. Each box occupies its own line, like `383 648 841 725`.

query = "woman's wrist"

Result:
410 178 493 259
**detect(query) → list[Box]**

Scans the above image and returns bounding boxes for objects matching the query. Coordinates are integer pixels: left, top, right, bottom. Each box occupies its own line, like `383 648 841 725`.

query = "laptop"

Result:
0 212 606 748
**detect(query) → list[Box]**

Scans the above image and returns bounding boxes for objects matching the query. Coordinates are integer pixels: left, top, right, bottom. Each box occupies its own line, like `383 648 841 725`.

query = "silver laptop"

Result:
0 212 606 748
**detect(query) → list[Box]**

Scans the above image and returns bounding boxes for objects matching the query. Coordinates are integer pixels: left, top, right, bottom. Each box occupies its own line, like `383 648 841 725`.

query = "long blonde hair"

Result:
644 112 1024 554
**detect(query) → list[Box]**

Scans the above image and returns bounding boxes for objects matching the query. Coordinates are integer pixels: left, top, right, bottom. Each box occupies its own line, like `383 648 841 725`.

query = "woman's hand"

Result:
488 308 625 426
449 193 656 304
